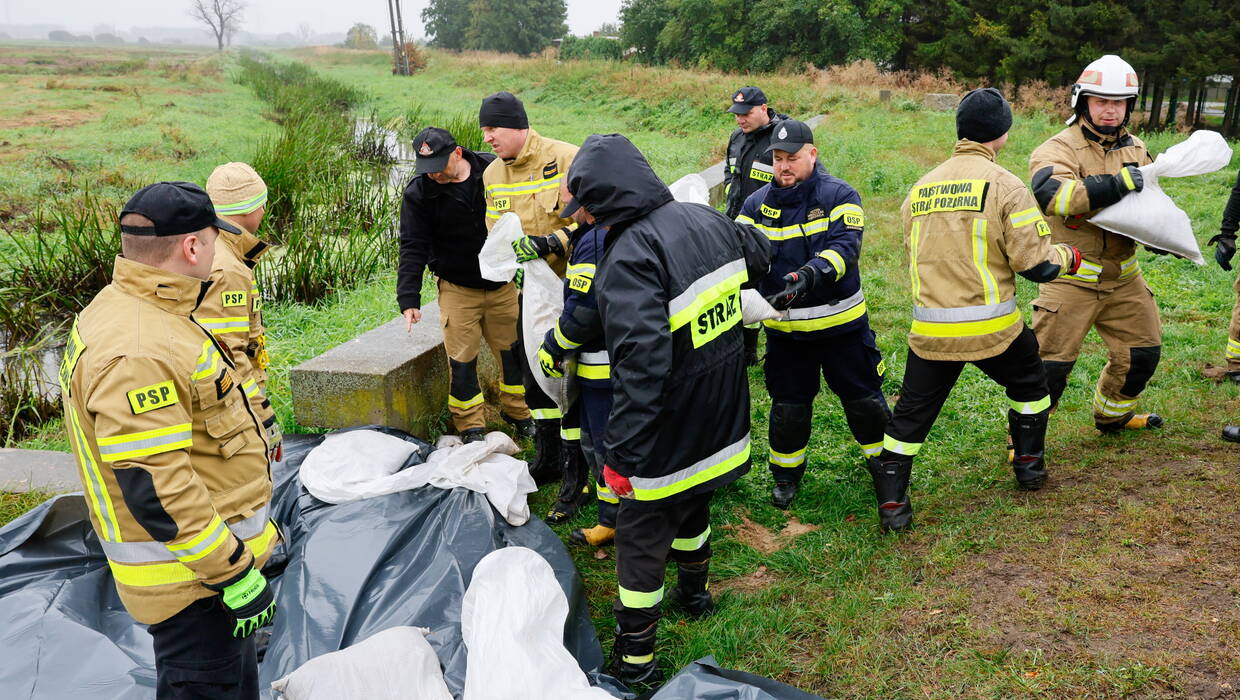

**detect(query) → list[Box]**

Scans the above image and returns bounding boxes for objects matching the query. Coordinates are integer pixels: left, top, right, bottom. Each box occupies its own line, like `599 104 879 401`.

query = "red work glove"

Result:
602 464 634 499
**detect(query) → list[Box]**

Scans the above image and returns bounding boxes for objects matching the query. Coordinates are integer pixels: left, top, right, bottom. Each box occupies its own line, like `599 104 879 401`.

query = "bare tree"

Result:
189 0 245 51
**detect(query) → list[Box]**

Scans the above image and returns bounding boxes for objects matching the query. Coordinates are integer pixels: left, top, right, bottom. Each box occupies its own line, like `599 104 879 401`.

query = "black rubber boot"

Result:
1096 412 1164 434
1223 425 1240 443
460 428 485 444
1008 409 1049 491
502 413 535 439
771 480 799 510
667 560 714 618
527 420 562 486
743 326 760 366
867 456 913 533
1227 371 1240 387
607 623 663 687
546 442 590 523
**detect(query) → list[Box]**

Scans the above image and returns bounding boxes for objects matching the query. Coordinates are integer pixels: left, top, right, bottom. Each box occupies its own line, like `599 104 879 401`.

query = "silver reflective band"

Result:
579 350 609 364
628 435 750 493
98 504 271 564
911 297 1017 323
666 258 747 320
783 289 864 320
750 161 774 173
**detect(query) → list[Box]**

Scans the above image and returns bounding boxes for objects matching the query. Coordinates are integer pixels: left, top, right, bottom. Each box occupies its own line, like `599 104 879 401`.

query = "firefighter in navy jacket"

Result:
537 192 617 546
567 133 769 686
736 119 890 510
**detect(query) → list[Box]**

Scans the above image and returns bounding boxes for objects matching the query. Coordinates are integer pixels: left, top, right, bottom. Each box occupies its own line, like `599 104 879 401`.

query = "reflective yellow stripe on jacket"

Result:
104 507 277 588
628 436 751 501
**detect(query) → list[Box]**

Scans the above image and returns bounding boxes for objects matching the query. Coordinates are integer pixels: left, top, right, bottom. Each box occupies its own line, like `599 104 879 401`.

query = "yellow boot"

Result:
569 524 615 547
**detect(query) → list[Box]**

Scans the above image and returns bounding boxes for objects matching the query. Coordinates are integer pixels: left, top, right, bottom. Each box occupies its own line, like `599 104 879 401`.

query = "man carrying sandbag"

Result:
1028 55 1165 434
1212 167 1240 443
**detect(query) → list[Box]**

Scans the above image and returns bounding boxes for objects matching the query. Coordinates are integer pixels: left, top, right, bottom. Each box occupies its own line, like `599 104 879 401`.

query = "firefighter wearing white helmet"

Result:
1028 55 1165 434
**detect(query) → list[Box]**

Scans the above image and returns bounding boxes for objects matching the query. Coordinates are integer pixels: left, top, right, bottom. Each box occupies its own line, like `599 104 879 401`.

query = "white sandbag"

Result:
521 258 576 413
669 173 710 206
1091 130 1233 265
461 548 614 700
270 626 452 700
477 212 525 282
740 288 781 324
299 430 536 525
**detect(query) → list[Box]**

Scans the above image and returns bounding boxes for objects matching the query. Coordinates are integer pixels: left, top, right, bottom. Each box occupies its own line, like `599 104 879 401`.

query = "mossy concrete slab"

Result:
0 448 79 493
290 300 498 439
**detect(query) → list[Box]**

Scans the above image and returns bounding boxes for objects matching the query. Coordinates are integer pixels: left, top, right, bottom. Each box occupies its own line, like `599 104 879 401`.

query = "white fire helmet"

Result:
1067 54 1140 125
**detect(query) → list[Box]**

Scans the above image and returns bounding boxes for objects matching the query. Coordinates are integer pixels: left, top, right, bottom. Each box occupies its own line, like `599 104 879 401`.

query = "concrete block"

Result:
925 93 960 111
0 448 79 493
879 90 892 102
290 300 497 439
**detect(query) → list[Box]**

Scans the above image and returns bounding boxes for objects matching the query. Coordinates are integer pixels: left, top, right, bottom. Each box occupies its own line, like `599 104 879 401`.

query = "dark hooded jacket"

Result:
571 134 770 508
723 110 790 219
1222 167 1240 236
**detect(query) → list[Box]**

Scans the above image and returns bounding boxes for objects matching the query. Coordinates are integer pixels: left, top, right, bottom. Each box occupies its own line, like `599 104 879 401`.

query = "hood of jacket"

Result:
567 133 673 228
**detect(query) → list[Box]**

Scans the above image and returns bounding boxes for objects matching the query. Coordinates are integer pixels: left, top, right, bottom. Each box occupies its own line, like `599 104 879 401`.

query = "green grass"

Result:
4 46 1239 698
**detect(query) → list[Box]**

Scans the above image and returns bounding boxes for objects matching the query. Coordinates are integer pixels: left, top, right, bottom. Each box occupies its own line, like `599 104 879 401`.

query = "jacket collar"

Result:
217 222 271 268
768 162 827 207
1079 121 1132 150
111 256 210 316
952 139 997 161
506 128 544 169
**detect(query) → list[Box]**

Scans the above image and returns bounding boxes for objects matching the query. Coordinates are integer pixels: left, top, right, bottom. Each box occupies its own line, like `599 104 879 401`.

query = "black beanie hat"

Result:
479 91 529 129
956 87 1012 143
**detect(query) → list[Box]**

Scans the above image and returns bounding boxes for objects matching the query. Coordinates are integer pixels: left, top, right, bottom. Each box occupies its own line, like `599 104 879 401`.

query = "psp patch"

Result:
127 381 179 415
493 197 511 211
221 290 247 307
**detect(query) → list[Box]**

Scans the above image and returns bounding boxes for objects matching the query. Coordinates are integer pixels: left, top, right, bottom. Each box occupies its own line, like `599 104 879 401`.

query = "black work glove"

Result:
765 266 818 311
1208 232 1237 271
205 564 276 639
1115 164 1144 195
512 232 567 263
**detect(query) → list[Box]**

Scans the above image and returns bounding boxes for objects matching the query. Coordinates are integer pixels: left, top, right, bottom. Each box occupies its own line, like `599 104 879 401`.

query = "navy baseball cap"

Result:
120 182 241 236
413 127 458 175
765 119 814 154
727 86 768 114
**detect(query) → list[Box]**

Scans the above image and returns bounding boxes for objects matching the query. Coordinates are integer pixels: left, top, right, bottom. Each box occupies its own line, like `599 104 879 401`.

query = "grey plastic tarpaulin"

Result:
0 427 826 700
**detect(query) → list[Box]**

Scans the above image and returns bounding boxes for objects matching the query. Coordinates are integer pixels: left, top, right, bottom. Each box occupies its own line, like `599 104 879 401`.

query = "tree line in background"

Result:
421 0 567 56
618 0 1240 133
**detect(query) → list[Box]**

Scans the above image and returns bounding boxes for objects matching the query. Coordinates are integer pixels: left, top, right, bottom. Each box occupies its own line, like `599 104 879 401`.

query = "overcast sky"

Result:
1 0 624 38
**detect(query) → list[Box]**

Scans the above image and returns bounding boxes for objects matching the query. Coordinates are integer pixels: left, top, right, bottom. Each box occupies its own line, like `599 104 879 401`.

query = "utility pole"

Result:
386 0 403 75
393 0 409 75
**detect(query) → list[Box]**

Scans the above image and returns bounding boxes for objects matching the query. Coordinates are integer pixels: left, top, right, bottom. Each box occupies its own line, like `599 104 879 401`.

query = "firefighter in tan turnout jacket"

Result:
874 89 1082 532
1028 55 1164 433
480 91 592 522
201 162 281 459
61 182 278 699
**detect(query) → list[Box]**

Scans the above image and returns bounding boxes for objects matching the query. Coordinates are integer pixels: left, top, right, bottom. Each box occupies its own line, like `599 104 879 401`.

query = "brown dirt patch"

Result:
0 110 98 130
725 513 820 555
1201 363 1233 381
930 446 1240 697
715 564 782 594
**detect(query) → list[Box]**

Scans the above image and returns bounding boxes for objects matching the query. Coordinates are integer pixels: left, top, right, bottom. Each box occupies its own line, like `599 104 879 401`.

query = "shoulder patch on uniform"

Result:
1037 220 1052 237
59 320 86 398
542 161 559 179
760 203 781 219
908 179 989 216
807 207 825 221
221 290 247 307
493 196 511 211
215 372 234 400
127 381 179 414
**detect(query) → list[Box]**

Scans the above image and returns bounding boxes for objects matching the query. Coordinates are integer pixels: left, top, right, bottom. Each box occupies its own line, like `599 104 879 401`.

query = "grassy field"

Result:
4 44 1240 697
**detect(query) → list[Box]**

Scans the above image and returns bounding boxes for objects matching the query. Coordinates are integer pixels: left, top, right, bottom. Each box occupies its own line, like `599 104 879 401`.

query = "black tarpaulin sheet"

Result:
0 428 825 699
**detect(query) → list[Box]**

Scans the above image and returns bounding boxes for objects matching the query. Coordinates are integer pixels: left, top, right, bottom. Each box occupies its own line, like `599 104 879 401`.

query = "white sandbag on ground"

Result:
299 430 536 525
270 626 452 700
1091 130 1234 265
669 173 710 206
461 548 615 700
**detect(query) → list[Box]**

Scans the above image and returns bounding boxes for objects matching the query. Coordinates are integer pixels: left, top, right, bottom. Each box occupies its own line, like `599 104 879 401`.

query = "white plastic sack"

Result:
461 548 614 700
477 212 525 282
299 430 536 525
1091 130 1234 265
741 288 781 324
669 173 710 206
270 626 452 700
